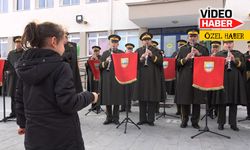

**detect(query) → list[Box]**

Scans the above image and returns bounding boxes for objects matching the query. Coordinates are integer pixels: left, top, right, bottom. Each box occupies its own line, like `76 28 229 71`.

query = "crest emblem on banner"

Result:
163 61 169 69
204 61 214 72
121 58 129 68
94 63 99 69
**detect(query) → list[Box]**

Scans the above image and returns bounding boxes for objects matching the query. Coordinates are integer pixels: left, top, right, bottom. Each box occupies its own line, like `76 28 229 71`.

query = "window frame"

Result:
36 0 54 9
0 0 8 13
87 31 109 56
0 37 8 59
114 29 139 51
16 0 30 11
60 0 80 6
86 0 108 4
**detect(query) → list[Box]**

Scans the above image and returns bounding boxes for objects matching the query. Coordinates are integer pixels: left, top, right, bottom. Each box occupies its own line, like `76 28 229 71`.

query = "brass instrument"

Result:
106 48 113 71
144 44 149 67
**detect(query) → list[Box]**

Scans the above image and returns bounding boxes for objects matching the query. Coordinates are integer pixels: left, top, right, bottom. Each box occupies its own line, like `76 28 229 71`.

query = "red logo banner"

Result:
112 53 138 84
87 60 100 81
0 60 5 86
193 57 225 91
163 58 176 81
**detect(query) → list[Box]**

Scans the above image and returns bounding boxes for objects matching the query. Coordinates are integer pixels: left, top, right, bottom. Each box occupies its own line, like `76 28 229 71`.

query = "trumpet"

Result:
144 44 149 67
227 49 232 71
106 48 113 71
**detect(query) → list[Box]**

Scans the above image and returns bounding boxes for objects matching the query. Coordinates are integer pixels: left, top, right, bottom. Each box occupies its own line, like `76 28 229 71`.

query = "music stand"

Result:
116 88 140 134
191 96 230 139
85 104 105 116
156 94 179 120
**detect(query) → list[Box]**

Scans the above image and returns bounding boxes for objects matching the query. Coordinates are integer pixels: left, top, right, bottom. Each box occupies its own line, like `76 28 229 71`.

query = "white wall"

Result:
225 0 250 52
0 0 143 37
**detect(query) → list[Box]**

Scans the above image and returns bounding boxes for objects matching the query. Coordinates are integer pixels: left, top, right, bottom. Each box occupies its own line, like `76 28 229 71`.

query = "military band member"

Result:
207 41 221 119
86 46 102 112
173 40 187 115
120 43 135 112
244 41 250 120
4 36 24 118
63 32 83 93
176 29 209 129
151 40 166 114
100 34 125 125
135 32 163 126
214 40 247 131
210 41 221 56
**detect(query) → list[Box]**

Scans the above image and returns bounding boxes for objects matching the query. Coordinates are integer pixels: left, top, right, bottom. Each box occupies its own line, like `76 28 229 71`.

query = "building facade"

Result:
0 0 249 58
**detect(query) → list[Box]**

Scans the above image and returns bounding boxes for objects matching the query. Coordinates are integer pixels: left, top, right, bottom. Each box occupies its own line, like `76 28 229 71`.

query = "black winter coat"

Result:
175 43 209 104
15 48 94 150
63 42 83 93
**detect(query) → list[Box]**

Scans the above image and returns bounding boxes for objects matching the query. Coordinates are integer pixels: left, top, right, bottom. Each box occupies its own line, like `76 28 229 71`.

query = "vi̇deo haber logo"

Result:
199 7 243 29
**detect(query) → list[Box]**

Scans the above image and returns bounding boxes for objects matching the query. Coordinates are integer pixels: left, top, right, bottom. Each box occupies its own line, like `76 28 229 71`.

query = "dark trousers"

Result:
247 103 250 117
217 104 237 126
181 104 200 125
121 99 131 111
106 105 119 121
156 102 160 113
139 101 157 123
10 95 16 116
176 104 181 114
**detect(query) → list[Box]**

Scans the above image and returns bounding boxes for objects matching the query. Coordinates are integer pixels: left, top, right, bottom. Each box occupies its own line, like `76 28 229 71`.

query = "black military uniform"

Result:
135 32 163 126
120 43 135 112
213 41 247 131
63 41 83 93
100 34 125 125
176 29 209 129
244 41 250 120
207 41 221 119
172 40 187 115
151 40 166 114
4 36 24 118
86 46 102 112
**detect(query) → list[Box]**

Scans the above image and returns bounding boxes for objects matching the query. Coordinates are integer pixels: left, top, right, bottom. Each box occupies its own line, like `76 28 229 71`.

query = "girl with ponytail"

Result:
15 22 98 150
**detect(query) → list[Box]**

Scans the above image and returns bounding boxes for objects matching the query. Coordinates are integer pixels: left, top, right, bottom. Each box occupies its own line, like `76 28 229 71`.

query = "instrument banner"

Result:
112 53 138 84
163 58 176 81
87 60 100 81
0 60 5 86
193 56 225 91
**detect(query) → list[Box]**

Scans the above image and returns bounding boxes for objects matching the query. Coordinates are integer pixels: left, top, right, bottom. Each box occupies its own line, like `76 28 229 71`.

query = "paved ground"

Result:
0 96 250 150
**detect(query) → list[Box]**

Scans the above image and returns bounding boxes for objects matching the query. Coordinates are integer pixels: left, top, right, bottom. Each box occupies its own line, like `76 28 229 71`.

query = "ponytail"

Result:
22 22 64 48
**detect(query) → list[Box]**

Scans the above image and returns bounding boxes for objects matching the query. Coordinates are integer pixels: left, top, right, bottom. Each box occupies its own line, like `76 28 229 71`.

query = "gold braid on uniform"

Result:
235 58 241 68
153 56 157 62
180 59 184 65
102 62 106 68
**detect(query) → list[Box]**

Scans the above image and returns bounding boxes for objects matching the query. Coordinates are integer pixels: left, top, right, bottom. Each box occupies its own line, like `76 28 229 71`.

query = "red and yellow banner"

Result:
163 58 176 81
0 60 5 86
112 53 138 84
193 56 225 91
87 60 100 81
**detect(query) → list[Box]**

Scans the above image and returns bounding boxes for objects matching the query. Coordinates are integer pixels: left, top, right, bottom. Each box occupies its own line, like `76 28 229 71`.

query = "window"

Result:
86 0 108 3
87 32 108 56
68 33 80 56
0 38 8 59
0 0 8 13
61 0 80 6
17 0 30 11
37 0 54 9
115 30 139 51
